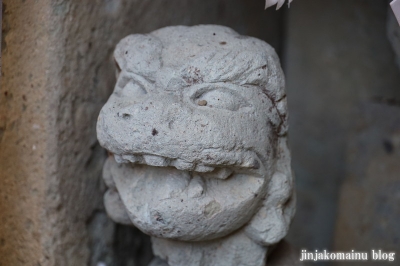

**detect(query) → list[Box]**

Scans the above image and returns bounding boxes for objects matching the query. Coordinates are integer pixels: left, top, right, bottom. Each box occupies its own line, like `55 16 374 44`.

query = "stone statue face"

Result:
97 26 294 245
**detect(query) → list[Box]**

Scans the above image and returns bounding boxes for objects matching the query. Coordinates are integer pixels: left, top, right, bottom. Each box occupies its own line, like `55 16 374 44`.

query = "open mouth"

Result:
113 154 239 180
113 151 261 176
104 151 267 241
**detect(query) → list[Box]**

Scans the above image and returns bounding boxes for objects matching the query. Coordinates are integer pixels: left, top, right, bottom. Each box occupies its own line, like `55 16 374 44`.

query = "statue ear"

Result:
113 34 162 77
244 137 296 246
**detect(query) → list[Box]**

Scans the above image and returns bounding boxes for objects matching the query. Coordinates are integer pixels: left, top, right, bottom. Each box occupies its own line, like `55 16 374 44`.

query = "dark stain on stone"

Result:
152 128 158 136
219 41 227 45
262 65 267 69
183 66 203 85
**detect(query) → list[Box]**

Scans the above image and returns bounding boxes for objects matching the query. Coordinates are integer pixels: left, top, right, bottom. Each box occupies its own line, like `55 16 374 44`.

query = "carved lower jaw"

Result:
105 155 268 241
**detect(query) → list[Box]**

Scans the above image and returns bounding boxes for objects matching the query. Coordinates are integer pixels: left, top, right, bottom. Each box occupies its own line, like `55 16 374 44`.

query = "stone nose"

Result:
115 93 183 136
116 104 141 120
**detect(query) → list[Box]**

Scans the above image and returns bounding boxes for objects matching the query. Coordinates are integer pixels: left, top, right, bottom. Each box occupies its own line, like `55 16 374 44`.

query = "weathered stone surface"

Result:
334 102 400 265
97 25 295 266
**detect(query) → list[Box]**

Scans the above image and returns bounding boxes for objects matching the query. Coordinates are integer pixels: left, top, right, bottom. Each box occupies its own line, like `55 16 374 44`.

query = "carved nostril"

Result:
122 113 131 119
117 112 131 119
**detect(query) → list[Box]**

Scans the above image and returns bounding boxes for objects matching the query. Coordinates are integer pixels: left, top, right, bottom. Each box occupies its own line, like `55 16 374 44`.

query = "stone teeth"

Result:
194 165 215 172
209 168 233 180
171 159 195 171
241 159 260 169
122 154 141 163
143 154 168 167
114 154 128 164
116 154 218 173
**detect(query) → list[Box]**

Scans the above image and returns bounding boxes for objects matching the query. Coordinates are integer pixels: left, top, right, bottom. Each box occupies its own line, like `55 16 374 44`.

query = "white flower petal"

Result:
265 0 279 10
276 0 286 10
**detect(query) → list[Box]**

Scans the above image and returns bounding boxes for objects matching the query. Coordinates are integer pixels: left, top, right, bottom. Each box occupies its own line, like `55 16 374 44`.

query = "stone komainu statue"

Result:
97 25 296 266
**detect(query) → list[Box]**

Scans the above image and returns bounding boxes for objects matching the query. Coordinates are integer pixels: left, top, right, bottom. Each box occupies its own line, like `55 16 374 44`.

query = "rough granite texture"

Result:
0 1 285 266
97 25 295 266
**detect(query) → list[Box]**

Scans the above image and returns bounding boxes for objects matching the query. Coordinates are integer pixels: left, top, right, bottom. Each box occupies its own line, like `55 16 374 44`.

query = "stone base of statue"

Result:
149 240 302 266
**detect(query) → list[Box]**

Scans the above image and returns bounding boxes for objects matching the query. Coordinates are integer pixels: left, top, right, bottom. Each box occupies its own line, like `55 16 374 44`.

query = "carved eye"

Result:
193 87 248 111
117 77 147 98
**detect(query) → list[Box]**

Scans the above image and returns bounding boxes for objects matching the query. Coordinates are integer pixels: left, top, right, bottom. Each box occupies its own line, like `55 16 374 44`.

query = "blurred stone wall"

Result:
334 102 400 266
284 0 400 257
0 1 284 265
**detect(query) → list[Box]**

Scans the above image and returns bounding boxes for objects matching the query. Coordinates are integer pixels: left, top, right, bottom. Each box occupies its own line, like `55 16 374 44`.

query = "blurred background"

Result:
0 0 399 265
